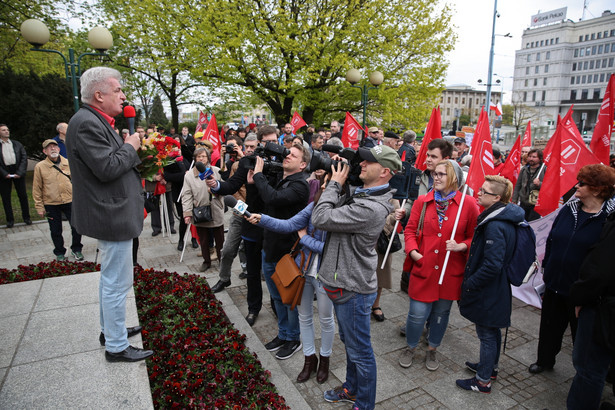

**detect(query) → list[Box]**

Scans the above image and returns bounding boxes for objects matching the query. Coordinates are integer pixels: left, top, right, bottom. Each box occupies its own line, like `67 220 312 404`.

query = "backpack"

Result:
505 221 537 287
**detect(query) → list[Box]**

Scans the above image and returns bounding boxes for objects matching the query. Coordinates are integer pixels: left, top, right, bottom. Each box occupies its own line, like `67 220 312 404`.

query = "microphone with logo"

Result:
195 161 214 180
224 196 252 218
123 105 136 135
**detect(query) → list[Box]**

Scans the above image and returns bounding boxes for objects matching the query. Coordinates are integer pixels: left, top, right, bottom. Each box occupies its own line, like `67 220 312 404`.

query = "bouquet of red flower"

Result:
138 132 183 181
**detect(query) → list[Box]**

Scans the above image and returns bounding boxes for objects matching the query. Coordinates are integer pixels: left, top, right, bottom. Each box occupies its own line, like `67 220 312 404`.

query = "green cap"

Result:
358 145 402 173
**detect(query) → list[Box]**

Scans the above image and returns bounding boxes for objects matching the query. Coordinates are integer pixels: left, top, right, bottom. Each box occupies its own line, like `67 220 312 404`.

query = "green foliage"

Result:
459 114 471 127
0 68 73 159
149 95 169 128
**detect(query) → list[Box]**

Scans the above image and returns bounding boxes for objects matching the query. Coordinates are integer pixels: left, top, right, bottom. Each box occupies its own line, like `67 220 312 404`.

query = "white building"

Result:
440 84 501 130
512 9 615 133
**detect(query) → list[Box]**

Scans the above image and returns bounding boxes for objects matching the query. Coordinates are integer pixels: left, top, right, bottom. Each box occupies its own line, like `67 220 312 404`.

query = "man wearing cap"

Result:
312 145 401 410
454 137 468 163
32 139 83 261
382 130 400 149
362 127 380 148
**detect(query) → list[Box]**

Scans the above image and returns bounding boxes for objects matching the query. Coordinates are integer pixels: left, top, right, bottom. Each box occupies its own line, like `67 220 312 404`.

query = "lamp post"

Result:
345 69 384 128
20 19 113 113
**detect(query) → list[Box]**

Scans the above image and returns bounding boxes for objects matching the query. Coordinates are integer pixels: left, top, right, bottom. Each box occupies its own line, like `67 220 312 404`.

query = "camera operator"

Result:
253 141 310 360
219 135 245 180
312 145 402 409
205 127 283 327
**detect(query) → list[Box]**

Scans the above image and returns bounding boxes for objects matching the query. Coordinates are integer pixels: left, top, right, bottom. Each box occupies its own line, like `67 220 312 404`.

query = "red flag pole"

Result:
438 184 469 285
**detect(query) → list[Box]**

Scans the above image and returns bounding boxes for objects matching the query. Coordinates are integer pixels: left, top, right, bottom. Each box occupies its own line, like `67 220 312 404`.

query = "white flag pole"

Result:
180 222 192 263
438 184 469 285
176 160 195 203
380 198 407 269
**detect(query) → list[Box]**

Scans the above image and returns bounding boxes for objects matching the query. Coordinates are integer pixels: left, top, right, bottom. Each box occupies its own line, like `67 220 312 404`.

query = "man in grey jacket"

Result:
67 67 153 363
312 145 401 410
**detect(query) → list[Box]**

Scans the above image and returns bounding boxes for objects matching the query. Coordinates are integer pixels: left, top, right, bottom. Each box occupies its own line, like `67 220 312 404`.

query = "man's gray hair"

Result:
80 67 122 104
327 137 343 149
244 134 257 143
402 130 416 144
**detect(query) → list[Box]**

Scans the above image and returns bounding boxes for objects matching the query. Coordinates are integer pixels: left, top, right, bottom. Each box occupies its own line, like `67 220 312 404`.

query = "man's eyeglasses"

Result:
478 187 498 196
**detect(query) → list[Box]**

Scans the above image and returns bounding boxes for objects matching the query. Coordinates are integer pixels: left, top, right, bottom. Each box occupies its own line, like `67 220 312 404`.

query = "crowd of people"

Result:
2 66 615 410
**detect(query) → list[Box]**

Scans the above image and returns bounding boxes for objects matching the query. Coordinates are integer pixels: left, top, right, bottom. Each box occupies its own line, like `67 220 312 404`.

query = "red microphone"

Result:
123 105 136 135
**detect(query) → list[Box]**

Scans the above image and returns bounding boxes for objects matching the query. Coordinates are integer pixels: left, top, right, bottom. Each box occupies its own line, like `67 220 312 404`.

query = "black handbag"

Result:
192 193 213 223
377 230 402 254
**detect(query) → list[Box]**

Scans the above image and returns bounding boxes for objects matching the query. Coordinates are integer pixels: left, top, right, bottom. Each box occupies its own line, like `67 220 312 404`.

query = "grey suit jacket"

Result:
66 105 144 241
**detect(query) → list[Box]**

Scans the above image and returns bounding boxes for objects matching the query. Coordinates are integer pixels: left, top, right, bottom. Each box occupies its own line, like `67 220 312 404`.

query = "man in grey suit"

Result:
66 67 153 362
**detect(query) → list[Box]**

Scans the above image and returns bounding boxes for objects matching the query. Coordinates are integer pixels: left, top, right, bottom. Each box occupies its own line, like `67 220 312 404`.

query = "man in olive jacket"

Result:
67 67 153 363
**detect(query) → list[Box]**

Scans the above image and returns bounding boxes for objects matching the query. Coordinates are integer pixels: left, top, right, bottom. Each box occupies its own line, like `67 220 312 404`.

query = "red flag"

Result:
415 107 442 171
465 109 495 193
590 74 615 165
521 121 532 148
195 111 208 133
203 114 221 166
489 101 502 116
500 134 521 186
341 112 362 149
290 111 307 133
535 111 601 216
400 150 407 162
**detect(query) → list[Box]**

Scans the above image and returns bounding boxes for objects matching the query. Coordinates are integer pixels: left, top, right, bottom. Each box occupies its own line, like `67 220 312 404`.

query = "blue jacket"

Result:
542 198 615 296
258 202 325 275
459 203 525 328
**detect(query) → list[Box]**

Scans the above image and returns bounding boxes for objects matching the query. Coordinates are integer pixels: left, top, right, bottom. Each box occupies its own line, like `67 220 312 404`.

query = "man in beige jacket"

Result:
33 139 83 261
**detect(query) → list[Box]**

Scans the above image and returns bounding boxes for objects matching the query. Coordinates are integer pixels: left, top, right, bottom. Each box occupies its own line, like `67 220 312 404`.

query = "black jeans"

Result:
45 203 82 256
0 174 30 223
244 238 263 315
536 288 578 368
150 193 175 233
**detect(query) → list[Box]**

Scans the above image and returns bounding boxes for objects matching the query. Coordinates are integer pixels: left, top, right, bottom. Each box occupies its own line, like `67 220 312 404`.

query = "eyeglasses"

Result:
577 181 593 187
478 187 499 196
433 172 447 179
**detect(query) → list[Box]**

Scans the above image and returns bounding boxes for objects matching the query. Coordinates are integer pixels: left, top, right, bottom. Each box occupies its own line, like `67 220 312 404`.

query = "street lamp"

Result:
345 69 384 128
20 19 113 113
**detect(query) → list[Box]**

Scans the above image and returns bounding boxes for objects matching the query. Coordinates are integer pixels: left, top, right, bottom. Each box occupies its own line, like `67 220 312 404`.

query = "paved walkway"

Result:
1 215 613 409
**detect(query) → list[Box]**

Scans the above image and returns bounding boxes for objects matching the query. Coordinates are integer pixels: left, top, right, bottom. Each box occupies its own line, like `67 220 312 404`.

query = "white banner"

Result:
531 7 567 27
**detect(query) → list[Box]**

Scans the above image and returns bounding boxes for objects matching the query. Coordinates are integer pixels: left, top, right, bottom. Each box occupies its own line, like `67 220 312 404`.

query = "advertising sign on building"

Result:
530 7 567 27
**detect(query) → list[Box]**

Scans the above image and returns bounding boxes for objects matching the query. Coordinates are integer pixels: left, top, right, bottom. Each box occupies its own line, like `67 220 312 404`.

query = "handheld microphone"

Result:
195 161 213 180
123 105 136 135
224 196 252 218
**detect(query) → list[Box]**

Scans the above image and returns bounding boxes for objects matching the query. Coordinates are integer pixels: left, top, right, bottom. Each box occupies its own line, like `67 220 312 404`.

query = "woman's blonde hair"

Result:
484 175 513 203
435 160 460 193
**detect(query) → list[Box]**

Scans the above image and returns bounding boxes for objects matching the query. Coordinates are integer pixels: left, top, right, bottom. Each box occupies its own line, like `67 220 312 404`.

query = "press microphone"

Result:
195 161 213 180
224 196 252 218
123 105 136 135
195 161 206 172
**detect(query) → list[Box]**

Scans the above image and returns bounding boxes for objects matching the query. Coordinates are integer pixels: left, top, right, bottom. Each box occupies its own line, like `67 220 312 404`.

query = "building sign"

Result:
530 7 567 27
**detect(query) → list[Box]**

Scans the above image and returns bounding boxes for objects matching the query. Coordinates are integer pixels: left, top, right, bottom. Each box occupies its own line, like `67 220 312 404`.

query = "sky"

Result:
444 0 614 103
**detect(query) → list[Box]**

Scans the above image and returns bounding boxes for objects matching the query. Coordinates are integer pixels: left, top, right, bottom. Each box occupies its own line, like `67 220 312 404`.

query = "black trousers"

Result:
536 287 578 368
0 174 30 223
244 238 263 315
150 193 175 233
45 203 82 256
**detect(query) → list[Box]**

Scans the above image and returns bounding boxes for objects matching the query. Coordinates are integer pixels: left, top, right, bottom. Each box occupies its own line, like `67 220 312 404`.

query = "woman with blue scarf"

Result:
399 160 478 372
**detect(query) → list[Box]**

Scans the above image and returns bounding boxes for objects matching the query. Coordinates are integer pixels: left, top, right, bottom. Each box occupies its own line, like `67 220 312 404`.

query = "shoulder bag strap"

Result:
416 201 427 245
52 164 71 180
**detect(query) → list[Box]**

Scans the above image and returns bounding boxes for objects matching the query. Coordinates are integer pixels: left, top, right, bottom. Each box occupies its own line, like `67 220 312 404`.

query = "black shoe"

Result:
152 231 161 237
177 240 184 251
238 271 248 280
191 238 199 248
99 326 143 346
371 307 385 322
529 363 551 374
210 280 231 293
170 228 177 234
105 345 154 362
276 340 302 360
265 336 285 352
24 219 32 225
6 221 14 228
245 313 258 326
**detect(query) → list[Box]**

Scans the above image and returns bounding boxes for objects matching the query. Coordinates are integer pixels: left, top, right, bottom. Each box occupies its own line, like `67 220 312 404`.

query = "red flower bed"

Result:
0 262 288 409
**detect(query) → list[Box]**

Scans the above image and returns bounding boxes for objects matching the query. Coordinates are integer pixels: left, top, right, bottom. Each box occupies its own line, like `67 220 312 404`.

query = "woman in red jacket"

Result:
399 159 478 371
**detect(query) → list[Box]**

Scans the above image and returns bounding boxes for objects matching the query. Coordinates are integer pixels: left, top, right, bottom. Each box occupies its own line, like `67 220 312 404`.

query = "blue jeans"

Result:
98 239 134 353
334 291 378 410
406 298 453 349
475 325 501 383
298 275 334 357
262 251 299 341
567 307 614 410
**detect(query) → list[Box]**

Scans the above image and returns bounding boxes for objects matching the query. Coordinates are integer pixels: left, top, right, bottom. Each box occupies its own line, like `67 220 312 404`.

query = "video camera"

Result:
308 144 363 186
245 141 286 175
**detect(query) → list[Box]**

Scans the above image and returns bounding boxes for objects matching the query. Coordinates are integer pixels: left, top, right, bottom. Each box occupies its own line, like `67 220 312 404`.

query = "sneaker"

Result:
56 254 66 261
426 349 439 371
71 251 84 261
323 386 356 404
465 361 498 380
456 377 491 393
275 340 302 360
265 336 285 352
399 346 415 368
